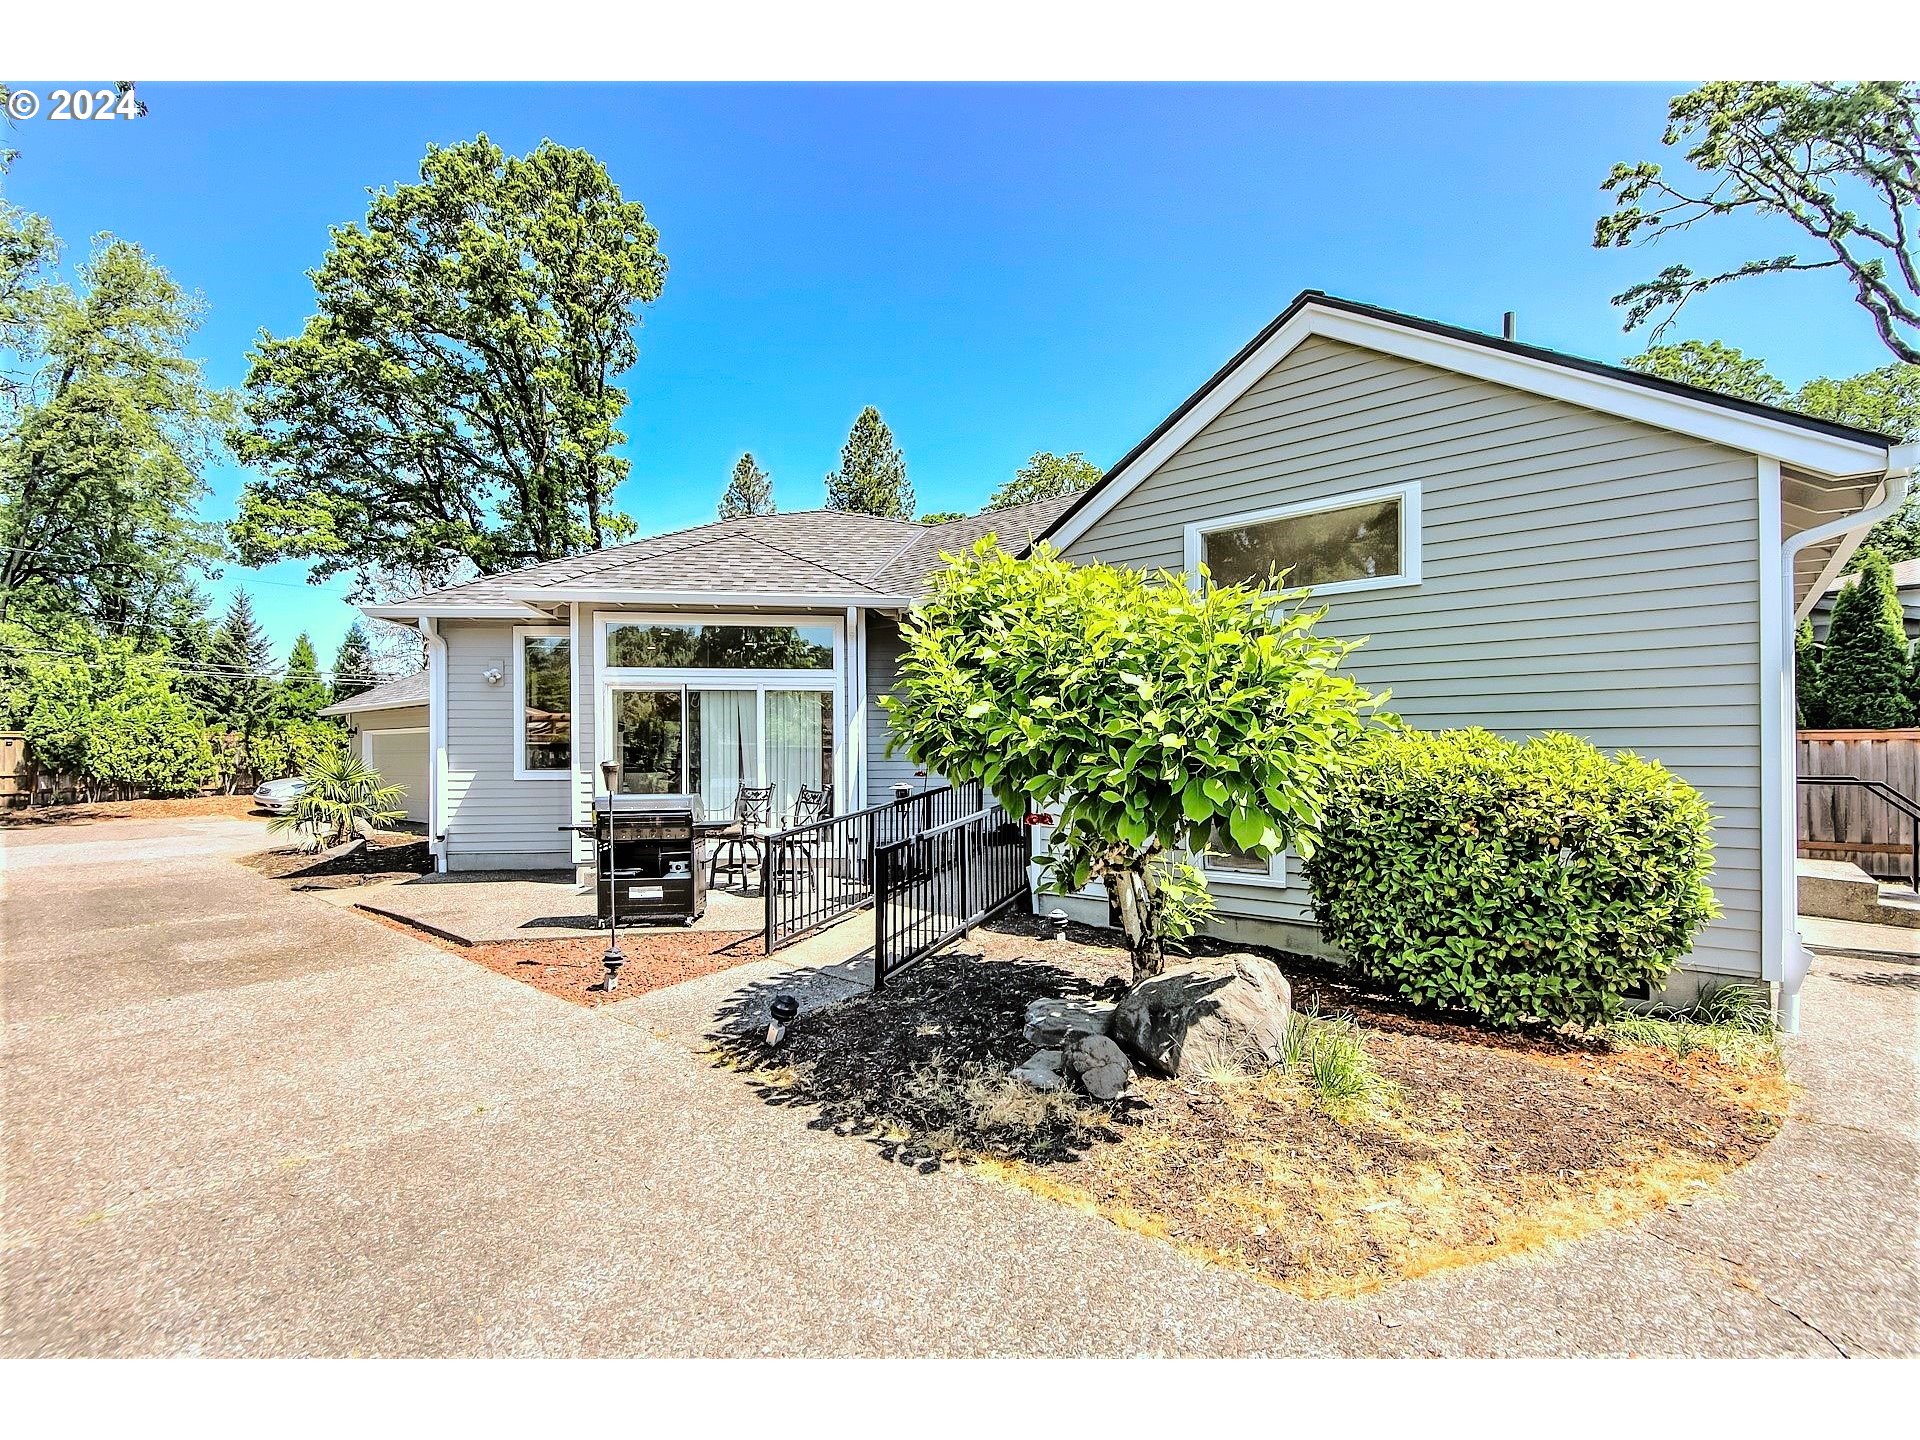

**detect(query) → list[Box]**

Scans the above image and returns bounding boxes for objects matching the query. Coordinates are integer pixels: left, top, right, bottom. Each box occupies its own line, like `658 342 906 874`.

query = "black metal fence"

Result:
763 782 983 951
872 797 1031 989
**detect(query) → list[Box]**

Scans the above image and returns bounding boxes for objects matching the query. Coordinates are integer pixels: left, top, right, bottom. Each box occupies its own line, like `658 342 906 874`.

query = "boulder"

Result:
1064 1033 1133 1101
1110 952 1293 1078
1023 996 1116 1048
1010 1049 1066 1092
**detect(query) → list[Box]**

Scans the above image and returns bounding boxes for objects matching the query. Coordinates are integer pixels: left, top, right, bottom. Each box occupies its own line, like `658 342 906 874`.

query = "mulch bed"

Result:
713 917 1788 1298
364 911 761 1007
1 795 265 827
242 831 434 887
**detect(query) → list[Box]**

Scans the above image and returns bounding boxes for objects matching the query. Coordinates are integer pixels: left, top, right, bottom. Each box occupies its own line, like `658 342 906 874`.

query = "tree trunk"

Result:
1108 864 1166 981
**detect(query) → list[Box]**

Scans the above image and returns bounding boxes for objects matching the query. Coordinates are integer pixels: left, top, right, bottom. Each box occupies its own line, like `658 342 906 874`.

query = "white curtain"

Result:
765 691 830 820
694 689 757 819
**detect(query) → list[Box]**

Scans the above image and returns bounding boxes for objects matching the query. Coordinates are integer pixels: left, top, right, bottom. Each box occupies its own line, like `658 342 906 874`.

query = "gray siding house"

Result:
361 292 1915 1017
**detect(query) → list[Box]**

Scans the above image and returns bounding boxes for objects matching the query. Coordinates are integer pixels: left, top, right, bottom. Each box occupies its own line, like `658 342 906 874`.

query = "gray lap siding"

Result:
1056 335 1763 977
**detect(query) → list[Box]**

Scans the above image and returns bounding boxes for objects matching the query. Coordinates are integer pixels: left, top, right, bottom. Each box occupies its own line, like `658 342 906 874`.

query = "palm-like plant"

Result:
269 749 407 849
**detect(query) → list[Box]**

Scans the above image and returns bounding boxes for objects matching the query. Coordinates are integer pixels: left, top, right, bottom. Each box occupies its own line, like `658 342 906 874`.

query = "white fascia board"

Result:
1046 303 1893 554
502 587 916 610
360 602 549 620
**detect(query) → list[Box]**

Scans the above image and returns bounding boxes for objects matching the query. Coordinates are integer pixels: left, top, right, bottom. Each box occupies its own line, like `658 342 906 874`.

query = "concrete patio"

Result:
346 867 768 944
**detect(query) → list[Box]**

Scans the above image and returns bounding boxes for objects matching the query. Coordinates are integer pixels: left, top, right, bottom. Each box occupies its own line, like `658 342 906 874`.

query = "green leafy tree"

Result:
270 747 405 849
275 633 331 722
1624 341 1788 404
1795 617 1827 728
233 135 668 591
1597 82 1920 362
1821 547 1913 728
331 623 377 702
718 452 775 519
89 681 216 798
824 406 912 519
985 450 1103 511
881 540 1385 979
917 510 967 525
0 206 230 636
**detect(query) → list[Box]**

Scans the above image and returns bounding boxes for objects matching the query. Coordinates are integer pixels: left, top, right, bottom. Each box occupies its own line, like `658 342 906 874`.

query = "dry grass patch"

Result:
713 919 1787 1297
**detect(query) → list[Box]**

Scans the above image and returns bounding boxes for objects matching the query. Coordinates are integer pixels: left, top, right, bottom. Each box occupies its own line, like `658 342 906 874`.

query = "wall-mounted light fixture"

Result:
483 666 504 686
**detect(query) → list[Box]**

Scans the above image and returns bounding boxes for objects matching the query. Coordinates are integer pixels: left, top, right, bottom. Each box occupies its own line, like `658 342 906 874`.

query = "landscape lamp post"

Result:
599 759 625 991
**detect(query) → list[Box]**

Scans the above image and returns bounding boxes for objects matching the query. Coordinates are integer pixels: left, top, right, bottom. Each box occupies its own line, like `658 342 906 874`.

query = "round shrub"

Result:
1302 728 1718 1028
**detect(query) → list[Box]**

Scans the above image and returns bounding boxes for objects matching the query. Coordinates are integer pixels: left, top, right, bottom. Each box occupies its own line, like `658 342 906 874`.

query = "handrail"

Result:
1798 773 1920 886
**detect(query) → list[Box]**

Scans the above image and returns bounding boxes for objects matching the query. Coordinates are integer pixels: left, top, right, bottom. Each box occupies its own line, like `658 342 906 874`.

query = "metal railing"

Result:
872 797 1030 989
762 782 983 951
1798 773 1920 887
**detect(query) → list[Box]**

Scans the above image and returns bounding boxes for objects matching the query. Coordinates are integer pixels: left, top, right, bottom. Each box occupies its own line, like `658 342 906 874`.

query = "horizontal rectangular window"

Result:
1197 485 1416 595
1200 821 1286 886
605 621 834 671
520 632 571 777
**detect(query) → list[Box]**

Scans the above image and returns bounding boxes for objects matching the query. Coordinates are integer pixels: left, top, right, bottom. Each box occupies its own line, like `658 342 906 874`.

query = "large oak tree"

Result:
232 135 668 591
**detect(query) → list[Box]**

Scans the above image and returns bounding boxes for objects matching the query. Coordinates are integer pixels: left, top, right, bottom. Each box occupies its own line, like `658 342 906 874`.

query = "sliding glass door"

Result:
611 684 833 821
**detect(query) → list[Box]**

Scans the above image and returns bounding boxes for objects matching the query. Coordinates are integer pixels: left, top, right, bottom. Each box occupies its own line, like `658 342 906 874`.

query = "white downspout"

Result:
420 617 450 874
1775 442 1917 1031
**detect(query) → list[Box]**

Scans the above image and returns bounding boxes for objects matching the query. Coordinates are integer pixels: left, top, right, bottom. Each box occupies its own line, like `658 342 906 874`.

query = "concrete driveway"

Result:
3 815 1915 1356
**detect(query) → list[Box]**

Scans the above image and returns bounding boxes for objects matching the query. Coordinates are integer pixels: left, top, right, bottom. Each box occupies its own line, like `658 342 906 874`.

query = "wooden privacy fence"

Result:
1798 729 1920 879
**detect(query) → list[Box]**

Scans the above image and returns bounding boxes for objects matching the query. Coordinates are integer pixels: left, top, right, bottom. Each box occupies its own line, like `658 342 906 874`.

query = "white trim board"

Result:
1046 302 1895 555
1182 480 1422 599
511 624 572 783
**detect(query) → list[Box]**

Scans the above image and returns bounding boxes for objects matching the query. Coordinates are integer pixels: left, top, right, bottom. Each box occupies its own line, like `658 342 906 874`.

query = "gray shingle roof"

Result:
375 497 1080 611
318 671 428 716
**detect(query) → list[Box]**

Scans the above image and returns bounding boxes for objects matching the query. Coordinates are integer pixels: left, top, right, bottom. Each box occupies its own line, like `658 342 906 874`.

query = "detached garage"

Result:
318 673 430 825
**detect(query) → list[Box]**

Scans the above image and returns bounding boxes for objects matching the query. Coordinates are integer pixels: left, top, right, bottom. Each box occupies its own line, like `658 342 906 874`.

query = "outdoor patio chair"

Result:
709 784 775 891
769 785 835 897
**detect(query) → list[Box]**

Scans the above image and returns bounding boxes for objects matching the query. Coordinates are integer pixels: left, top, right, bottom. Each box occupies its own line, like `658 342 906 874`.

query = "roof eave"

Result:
497 587 919 609
1038 294 1904 556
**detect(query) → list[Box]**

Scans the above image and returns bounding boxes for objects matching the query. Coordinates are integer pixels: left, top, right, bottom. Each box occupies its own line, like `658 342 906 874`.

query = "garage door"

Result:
365 731 430 824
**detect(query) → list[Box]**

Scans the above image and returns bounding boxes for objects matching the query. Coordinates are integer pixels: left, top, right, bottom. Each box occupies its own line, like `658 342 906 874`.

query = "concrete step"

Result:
1798 858 1920 929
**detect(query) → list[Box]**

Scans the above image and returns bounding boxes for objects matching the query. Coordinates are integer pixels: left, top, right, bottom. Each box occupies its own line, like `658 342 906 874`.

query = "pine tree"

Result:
206 591 276 742
331 624 376 702
1821 547 1913 728
718 453 775 519
276 633 332 722
824 407 913 519
1794 617 1826 728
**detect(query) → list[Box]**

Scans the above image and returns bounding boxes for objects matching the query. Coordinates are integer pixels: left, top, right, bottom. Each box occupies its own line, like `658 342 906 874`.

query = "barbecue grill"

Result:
564 793 707 926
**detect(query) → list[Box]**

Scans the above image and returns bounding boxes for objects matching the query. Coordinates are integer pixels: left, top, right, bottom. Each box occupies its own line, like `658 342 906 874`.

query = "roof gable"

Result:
1036 291 1901 556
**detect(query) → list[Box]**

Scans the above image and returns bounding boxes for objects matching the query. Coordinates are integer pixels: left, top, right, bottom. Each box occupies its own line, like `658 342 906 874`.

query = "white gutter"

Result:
1772 442 1917 1031
420 617 450 874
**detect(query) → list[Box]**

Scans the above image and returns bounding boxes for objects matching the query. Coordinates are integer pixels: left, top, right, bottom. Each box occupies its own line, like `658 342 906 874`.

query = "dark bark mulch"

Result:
712 915 1788 1297
242 831 434 886
0 795 265 827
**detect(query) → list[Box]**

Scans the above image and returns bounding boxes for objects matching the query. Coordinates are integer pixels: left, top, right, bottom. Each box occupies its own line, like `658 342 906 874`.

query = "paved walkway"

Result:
3 816 1915 1356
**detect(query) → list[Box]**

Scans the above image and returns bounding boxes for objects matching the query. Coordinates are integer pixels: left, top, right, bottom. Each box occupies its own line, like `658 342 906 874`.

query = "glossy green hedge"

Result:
1302 729 1718 1027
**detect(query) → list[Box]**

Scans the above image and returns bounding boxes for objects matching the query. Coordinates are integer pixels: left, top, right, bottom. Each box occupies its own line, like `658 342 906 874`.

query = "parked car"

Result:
252 776 308 814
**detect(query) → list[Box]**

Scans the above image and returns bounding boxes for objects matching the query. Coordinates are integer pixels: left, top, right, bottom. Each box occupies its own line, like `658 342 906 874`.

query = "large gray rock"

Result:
1110 952 1293 1078
1010 1049 1066 1092
1023 996 1116 1048
1064 1033 1133 1100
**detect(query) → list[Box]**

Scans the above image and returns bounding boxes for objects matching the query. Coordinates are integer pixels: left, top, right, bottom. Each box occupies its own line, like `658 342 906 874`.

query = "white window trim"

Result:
592 611 848 811
1199 847 1290 889
1182 480 1422 599
513 624 573 782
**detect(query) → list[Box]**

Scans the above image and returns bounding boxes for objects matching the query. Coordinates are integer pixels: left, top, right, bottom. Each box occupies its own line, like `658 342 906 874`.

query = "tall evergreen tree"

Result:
205 591 275 737
1821 548 1913 728
276 633 331 722
331 623 376 702
1794 617 1826 728
718 452 775 519
824 407 913 519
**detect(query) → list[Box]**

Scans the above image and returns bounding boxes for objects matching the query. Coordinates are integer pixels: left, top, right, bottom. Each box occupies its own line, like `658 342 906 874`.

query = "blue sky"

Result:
6 81 1900 663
